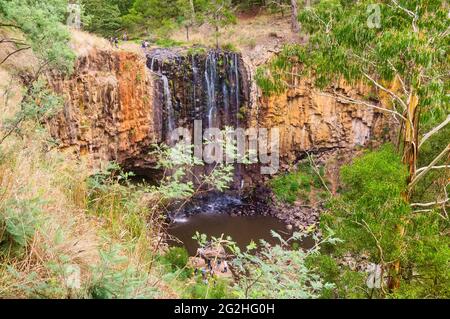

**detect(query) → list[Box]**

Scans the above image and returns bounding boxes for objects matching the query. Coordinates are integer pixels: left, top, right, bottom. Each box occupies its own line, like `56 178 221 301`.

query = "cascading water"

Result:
233 54 240 125
147 48 246 139
205 52 218 129
146 47 249 203
161 75 175 133
222 82 230 124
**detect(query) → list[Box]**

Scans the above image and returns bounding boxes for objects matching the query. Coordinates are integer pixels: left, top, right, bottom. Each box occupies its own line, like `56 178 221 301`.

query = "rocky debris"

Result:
189 246 233 281
273 203 320 231
197 245 227 260
188 257 206 269
339 252 372 272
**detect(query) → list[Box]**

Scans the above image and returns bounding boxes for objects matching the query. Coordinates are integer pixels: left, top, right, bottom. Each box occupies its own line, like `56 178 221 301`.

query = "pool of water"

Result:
168 212 301 255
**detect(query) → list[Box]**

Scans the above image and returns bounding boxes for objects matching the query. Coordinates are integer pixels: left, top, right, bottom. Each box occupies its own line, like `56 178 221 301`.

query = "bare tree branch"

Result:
0 23 22 29
362 72 408 111
390 0 419 32
320 91 408 123
0 46 31 65
419 115 450 149
409 144 450 190
0 38 28 46
416 165 450 174
306 152 332 195
411 198 450 208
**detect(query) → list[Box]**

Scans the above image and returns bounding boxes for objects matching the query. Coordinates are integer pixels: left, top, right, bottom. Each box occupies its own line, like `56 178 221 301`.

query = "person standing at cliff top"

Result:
123 32 128 42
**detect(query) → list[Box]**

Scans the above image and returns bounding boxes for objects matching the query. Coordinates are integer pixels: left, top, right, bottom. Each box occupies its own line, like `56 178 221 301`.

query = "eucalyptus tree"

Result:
295 0 449 290
297 0 449 190
0 0 75 72
177 0 196 41
0 0 75 145
205 0 237 48
256 0 449 292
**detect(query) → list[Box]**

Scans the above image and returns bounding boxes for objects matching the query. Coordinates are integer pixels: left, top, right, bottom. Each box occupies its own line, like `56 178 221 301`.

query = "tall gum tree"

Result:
290 0 449 290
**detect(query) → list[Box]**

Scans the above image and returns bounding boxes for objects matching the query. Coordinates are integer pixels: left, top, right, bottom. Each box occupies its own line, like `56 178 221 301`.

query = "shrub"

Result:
321 144 450 298
163 247 189 271
185 277 232 299
0 197 44 255
269 163 328 204
89 245 157 299
221 42 238 52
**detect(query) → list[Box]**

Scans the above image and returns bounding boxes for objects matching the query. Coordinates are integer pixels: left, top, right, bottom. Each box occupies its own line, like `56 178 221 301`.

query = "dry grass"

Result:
170 13 299 64
0 28 178 298
0 55 100 295
70 29 144 57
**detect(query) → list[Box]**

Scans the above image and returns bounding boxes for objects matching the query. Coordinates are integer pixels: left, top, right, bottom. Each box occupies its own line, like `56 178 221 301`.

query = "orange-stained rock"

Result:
256 78 388 160
48 47 390 174
48 49 161 169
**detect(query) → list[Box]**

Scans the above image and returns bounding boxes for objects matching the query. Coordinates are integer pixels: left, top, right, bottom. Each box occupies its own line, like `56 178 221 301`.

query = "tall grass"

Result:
0 59 176 299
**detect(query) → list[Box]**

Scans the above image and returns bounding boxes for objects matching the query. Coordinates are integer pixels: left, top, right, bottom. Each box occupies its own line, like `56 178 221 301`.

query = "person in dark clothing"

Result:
222 260 228 273
114 37 119 48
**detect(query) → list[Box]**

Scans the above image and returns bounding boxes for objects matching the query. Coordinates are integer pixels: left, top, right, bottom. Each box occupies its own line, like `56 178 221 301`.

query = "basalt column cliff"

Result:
48 45 388 177
48 49 161 169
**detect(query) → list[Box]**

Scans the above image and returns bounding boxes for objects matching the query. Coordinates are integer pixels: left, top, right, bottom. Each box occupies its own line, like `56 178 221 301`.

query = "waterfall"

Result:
192 55 198 111
222 82 230 124
233 54 240 126
150 57 156 71
205 52 218 129
146 48 249 192
161 75 175 133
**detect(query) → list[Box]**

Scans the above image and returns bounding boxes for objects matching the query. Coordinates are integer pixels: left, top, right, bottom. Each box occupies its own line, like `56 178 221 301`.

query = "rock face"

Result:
48 46 389 178
256 78 387 162
48 49 161 168
147 48 250 139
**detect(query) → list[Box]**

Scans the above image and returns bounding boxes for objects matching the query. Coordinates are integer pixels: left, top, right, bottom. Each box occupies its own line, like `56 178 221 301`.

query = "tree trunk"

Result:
185 26 190 41
388 90 419 291
404 91 419 183
290 0 300 33
215 25 219 49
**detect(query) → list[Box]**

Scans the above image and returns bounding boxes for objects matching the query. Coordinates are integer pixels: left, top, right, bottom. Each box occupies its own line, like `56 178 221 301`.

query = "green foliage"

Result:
255 45 306 96
162 247 189 271
221 42 237 52
82 0 121 37
299 0 448 119
84 0 237 46
155 38 184 48
0 0 76 73
340 145 408 211
0 197 45 256
89 245 157 299
150 129 242 202
323 145 409 264
320 144 450 298
186 277 231 299
1 80 63 139
193 231 340 299
270 162 328 204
